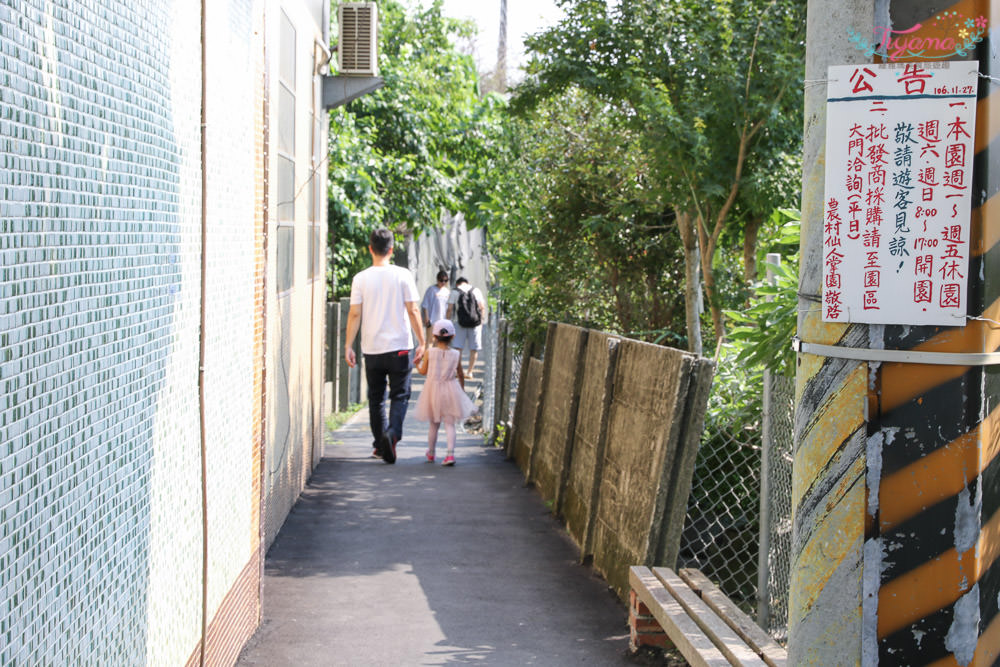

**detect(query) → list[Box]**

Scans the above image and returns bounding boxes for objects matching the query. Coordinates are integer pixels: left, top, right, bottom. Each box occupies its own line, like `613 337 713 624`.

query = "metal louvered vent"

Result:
338 3 379 76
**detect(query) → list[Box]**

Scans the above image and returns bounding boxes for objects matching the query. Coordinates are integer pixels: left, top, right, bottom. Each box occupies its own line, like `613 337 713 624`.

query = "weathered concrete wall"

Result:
528 324 589 509
591 340 697 595
511 357 544 473
562 332 620 553
507 325 714 599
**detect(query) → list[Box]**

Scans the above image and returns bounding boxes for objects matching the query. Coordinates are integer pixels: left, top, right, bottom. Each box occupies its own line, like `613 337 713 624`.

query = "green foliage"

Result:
325 403 364 433
704 346 763 444
510 0 806 343
327 111 386 292
516 0 804 213
486 88 688 346
725 210 800 377
325 0 806 358
326 0 506 297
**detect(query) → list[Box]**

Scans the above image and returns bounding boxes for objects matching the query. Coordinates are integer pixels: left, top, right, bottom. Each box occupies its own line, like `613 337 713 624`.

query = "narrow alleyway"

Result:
236 368 636 666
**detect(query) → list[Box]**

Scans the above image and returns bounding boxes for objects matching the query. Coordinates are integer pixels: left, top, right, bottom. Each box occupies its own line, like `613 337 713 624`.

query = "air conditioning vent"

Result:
338 2 379 76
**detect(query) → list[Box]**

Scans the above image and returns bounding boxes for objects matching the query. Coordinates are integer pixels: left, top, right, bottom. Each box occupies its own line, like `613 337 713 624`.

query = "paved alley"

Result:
236 373 636 666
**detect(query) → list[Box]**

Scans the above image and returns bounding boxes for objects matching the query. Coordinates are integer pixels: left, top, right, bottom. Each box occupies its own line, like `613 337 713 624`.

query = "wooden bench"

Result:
628 566 787 667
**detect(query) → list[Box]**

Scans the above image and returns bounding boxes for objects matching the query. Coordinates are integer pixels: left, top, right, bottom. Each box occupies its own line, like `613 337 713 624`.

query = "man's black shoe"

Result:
380 429 397 464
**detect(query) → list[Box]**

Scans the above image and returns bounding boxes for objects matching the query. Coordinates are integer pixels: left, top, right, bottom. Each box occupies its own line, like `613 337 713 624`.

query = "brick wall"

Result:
200 0 265 661
628 589 670 651
203 0 259 617
251 0 267 575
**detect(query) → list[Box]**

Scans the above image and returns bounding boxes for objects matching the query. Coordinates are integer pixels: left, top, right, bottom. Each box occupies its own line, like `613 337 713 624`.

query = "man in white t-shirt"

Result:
344 229 425 464
445 277 486 379
420 270 451 347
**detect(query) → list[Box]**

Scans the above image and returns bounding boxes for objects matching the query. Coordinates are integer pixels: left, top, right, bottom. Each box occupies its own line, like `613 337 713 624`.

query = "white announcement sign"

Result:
823 62 977 326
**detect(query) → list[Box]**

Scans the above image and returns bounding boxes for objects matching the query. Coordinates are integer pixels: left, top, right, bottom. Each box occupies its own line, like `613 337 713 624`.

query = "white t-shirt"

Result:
350 265 420 355
420 284 450 324
448 284 486 326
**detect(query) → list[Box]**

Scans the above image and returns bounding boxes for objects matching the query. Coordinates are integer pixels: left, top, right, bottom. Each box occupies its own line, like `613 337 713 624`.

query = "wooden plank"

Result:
653 568 766 667
679 568 788 667
629 567 731 667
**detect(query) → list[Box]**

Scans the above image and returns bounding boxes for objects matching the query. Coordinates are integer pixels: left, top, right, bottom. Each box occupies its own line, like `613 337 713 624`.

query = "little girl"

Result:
414 319 476 466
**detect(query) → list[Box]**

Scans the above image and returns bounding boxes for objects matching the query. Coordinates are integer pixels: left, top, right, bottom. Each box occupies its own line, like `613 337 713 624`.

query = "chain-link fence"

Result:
676 347 795 644
759 372 794 642
676 408 762 613
483 319 522 443
480 319 498 432
507 352 522 416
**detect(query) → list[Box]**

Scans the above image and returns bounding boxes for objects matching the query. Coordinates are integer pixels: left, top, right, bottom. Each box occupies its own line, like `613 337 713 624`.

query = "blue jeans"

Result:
364 349 412 445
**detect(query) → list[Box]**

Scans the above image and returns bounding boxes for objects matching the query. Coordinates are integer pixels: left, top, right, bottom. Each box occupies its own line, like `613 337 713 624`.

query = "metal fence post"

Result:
757 252 781 628
338 297 350 411
489 320 509 444
327 302 339 413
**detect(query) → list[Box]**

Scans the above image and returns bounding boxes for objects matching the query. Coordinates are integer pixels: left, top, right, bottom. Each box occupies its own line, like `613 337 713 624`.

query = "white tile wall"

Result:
0 0 265 663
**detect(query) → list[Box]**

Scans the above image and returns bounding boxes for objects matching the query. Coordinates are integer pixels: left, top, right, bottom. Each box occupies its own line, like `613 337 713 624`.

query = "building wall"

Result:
262 0 327 550
0 1 203 663
407 212 490 302
198 1 267 664
0 0 324 662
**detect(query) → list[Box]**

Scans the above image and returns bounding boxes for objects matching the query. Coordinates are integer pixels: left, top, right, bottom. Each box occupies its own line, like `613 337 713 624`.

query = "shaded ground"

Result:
237 370 666 666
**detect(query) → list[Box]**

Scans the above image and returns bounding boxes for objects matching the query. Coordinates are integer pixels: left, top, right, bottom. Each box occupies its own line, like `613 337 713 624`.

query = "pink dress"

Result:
415 348 476 423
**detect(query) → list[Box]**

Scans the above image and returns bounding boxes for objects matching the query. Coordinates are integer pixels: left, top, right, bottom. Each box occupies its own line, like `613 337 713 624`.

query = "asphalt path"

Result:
237 373 637 666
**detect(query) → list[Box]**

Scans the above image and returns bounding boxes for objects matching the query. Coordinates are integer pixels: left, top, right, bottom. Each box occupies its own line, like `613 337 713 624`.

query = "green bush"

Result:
725 210 800 378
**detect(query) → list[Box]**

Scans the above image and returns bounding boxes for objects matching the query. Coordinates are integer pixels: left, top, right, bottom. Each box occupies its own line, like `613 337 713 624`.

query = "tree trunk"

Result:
609 265 629 331
676 210 703 355
744 216 763 285
698 116 761 343
694 212 725 343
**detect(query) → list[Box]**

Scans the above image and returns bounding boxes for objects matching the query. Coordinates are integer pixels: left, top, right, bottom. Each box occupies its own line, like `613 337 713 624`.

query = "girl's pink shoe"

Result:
425 451 435 463
442 455 456 467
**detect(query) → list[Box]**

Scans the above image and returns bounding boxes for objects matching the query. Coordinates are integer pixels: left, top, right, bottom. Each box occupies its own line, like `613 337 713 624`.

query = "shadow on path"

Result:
237 382 636 666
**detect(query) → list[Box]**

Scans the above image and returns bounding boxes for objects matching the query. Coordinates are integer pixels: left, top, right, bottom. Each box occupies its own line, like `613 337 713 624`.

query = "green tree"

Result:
486 88 688 346
327 0 505 297
512 0 805 349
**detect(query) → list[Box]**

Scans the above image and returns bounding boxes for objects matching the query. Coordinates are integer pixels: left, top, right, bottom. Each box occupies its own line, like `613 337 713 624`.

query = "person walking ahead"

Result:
344 229 425 464
414 319 475 466
445 277 486 379
420 270 451 348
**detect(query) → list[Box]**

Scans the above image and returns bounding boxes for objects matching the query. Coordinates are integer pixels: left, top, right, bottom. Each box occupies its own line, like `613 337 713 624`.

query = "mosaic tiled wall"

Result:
0 0 279 663
203 0 259 623
0 0 203 663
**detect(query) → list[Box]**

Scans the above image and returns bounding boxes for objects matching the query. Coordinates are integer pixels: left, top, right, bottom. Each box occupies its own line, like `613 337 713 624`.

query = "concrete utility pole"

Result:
497 0 508 92
791 3 872 662
793 1 999 665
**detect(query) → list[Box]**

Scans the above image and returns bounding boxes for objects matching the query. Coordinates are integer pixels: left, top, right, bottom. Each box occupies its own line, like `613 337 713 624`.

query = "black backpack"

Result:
455 288 482 327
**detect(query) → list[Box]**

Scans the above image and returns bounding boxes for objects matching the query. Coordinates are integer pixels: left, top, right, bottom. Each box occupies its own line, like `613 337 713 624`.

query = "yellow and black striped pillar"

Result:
793 0 1000 664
